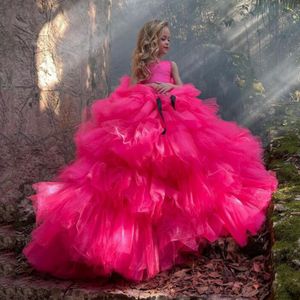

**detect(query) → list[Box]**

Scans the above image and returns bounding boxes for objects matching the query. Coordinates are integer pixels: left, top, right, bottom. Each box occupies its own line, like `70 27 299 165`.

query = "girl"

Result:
23 19 278 283
130 20 182 93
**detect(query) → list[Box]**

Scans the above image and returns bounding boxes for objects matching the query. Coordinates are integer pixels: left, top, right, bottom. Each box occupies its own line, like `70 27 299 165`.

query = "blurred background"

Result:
111 0 300 136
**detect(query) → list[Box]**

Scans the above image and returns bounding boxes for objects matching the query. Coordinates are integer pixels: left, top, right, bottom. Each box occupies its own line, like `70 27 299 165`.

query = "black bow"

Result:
156 95 176 135
170 95 176 110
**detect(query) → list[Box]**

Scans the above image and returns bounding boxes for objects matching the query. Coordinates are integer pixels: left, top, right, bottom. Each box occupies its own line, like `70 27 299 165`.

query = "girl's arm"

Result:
130 75 160 89
171 61 183 86
155 61 183 93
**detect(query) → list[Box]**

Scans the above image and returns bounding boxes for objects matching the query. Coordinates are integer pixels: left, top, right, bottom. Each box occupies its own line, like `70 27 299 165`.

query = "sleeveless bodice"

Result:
141 60 174 84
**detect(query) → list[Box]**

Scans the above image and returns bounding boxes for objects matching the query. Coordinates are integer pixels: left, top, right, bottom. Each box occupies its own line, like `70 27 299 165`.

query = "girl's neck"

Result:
157 54 165 61
147 59 159 66
148 56 165 65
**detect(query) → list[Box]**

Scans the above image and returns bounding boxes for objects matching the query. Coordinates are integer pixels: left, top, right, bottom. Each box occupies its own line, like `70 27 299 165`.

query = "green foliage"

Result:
271 161 300 183
275 215 300 242
229 52 255 88
273 183 300 202
272 135 300 156
269 126 300 299
275 264 300 299
255 0 300 11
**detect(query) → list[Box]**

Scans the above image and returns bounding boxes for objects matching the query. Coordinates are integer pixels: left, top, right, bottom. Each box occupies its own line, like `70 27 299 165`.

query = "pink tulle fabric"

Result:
23 60 278 282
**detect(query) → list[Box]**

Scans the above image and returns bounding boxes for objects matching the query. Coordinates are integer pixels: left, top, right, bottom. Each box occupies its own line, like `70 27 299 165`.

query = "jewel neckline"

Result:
148 60 169 65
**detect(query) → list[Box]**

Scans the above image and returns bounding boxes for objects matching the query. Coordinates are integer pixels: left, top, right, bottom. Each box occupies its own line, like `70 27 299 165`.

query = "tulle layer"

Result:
23 76 278 282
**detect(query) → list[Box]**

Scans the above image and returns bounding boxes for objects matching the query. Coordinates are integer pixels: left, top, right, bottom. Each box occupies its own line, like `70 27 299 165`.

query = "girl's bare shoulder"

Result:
170 60 178 69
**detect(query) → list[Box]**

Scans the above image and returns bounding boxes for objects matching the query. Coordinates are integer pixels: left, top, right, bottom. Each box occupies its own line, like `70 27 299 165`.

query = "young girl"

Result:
23 19 278 283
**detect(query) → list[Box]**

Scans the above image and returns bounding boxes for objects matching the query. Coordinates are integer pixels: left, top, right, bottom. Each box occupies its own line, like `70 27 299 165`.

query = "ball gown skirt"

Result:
22 76 278 282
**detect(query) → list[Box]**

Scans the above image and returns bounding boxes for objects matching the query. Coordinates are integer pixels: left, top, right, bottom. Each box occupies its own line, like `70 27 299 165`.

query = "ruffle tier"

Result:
23 76 278 282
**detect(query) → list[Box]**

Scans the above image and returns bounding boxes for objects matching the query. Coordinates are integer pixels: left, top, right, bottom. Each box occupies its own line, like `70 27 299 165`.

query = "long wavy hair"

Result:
131 20 169 82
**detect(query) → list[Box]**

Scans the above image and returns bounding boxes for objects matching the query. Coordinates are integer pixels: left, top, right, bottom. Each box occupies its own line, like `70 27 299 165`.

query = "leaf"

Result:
212 285 222 294
228 264 248 271
212 279 224 285
232 281 242 293
253 283 260 289
253 261 261 272
222 265 234 280
263 272 272 280
209 271 221 278
173 268 189 278
242 285 259 297
204 262 215 270
196 286 209 294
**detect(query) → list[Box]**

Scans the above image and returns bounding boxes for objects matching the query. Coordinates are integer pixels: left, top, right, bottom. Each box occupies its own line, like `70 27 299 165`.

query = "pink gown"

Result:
23 60 278 282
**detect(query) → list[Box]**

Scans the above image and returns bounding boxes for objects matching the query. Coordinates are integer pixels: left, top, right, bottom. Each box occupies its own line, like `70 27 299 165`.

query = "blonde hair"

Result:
131 19 169 82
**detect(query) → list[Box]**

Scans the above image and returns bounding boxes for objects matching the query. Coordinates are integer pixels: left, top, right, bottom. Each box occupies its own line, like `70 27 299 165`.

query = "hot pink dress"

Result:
23 60 278 282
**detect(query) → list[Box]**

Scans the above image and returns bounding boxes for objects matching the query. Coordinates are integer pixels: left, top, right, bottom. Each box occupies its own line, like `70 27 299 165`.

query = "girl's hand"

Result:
155 82 174 94
144 82 160 90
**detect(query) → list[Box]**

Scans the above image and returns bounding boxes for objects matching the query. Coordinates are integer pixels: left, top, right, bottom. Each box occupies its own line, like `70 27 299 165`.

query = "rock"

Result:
292 259 300 269
291 212 300 216
274 204 287 212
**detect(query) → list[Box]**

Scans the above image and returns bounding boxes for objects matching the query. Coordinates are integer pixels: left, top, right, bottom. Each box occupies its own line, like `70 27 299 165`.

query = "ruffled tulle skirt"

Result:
22 76 278 282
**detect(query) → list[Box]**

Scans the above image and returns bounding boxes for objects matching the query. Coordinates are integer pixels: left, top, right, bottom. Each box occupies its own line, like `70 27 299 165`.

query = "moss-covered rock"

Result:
269 160 300 183
272 215 300 263
274 263 300 300
272 183 300 202
271 134 300 158
268 127 300 300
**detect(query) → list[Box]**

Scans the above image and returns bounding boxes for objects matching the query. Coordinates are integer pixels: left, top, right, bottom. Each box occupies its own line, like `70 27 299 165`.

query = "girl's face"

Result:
158 26 170 58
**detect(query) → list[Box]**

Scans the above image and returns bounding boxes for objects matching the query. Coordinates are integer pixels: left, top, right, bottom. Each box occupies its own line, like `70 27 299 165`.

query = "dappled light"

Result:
36 1 111 117
37 12 67 114
111 0 300 136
